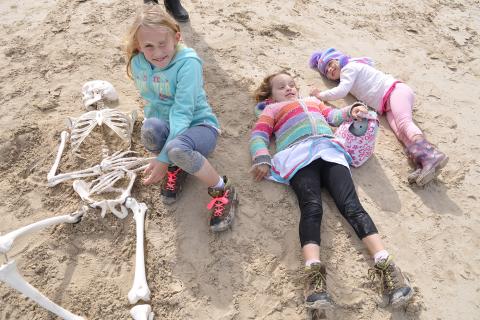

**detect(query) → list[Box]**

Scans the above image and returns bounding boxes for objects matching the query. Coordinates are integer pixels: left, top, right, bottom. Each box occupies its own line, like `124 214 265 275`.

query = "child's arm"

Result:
315 99 353 127
157 60 202 163
315 67 357 101
250 106 275 169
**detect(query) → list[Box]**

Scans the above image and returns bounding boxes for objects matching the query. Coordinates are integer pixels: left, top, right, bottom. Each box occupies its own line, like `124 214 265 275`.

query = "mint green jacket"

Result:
131 46 219 163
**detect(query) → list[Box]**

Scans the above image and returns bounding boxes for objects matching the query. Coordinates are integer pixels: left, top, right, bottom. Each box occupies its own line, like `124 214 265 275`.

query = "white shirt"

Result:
319 63 396 111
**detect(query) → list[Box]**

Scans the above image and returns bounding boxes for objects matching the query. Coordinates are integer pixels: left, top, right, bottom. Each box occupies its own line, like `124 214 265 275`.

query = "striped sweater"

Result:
250 97 352 166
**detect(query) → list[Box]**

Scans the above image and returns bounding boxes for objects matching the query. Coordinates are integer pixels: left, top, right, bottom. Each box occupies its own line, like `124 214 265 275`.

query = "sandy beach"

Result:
0 0 479 319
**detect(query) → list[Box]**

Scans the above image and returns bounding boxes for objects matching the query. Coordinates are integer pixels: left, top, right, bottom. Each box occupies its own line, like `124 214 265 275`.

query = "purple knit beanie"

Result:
309 48 350 76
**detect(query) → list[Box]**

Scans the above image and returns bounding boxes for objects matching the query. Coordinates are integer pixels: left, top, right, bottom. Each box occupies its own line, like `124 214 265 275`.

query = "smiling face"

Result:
325 59 341 80
136 25 181 68
269 73 298 102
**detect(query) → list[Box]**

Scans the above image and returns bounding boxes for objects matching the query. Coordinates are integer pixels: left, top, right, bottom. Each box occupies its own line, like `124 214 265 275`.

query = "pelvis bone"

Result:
73 170 136 219
81 80 118 108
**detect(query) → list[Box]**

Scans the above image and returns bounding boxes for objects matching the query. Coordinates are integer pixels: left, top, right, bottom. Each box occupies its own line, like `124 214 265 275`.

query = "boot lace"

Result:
207 190 230 217
305 266 326 293
368 259 397 294
165 168 181 191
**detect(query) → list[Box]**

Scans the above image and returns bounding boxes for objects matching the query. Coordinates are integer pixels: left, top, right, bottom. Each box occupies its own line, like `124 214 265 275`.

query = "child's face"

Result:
137 26 181 68
326 59 340 80
269 74 298 102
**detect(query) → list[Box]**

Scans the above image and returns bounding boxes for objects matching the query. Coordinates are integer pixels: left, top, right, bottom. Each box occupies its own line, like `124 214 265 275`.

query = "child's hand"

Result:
251 164 270 181
143 159 169 185
310 88 322 98
351 105 369 120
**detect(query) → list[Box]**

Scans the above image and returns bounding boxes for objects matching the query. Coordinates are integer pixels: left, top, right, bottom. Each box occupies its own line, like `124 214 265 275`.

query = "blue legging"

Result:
141 118 218 174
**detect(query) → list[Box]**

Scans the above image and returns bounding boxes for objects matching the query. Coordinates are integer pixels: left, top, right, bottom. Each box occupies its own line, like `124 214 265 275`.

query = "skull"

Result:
81 80 119 109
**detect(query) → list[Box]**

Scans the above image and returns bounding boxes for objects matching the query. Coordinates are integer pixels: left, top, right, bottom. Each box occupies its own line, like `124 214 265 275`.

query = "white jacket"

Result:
319 62 396 111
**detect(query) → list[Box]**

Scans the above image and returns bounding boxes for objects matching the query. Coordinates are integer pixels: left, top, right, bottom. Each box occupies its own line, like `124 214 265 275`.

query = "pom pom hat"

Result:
309 48 374 76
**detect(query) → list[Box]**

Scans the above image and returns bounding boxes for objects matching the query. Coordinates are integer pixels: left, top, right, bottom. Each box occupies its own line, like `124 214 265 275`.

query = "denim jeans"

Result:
141 118 218 174
289 158 378 247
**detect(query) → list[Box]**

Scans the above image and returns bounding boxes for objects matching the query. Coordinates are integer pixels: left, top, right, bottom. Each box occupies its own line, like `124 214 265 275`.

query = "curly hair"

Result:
253 70 295 102
124 4 180 79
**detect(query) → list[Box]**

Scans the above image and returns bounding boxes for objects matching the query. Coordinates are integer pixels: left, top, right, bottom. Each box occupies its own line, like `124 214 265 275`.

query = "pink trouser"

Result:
384 83 423 146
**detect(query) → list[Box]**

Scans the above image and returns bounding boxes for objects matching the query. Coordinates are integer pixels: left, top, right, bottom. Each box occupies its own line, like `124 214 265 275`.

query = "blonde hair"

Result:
253 70 295 102
124 4 180 78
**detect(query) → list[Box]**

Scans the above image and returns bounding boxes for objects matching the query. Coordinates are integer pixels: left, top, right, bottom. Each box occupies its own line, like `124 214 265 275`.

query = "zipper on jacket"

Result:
299 100 317 135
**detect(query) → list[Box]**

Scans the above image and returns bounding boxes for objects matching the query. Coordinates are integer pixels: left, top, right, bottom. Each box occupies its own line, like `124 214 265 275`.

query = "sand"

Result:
0 0 479 319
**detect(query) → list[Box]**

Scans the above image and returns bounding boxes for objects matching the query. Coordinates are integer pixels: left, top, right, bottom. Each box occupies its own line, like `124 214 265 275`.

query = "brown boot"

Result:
207 176 238 232
369 256 414 307
406 139 448 186
304 263 333 309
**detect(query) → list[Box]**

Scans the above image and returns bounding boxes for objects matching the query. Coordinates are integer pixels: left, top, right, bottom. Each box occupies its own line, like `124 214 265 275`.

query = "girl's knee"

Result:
141 118 169 153
167 145 204 174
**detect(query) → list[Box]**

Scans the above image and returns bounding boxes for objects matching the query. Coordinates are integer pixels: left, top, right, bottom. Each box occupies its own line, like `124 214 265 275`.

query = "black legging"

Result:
290 158 378 247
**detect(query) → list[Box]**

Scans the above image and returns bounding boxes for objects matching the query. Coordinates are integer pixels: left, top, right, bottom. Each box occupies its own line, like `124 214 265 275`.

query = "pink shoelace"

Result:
165 168 181 191
207 190 230 217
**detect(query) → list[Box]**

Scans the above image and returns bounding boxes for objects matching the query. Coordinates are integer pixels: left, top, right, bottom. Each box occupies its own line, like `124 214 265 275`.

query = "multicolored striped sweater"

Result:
250 97 352 166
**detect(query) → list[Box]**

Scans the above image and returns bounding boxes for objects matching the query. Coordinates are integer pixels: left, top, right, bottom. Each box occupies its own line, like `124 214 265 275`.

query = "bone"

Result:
73 170 136 219
130 304 154 320
81 80 118 108
0 260 85 320
0 207 87 254
48 164 102 187
47 131 69 182
125 197 150 304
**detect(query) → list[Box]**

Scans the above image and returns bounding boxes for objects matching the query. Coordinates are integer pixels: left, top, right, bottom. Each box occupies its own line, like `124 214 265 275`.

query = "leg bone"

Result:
130 304 154 320
0 207 87 254
0 260 85 320
126 197 150 304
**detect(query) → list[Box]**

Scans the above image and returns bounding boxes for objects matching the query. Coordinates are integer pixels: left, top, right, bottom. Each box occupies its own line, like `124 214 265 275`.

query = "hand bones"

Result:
126 197 151 304
0 260 85 320
0 207 87 255
130 304 154 320
81 80 118 108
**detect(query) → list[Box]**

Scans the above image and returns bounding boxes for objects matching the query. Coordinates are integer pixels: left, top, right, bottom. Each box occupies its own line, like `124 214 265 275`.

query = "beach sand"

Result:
0 0 479 319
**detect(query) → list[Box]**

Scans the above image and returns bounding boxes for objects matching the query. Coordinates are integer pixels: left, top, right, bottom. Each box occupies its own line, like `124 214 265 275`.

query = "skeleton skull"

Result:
81 80 118 108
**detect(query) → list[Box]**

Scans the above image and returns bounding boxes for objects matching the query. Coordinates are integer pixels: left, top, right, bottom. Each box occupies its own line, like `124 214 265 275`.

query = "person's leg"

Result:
320 160 413 306
290 159 324 257
385 83 422 147
387 84 448 185
290 160 331 308
141 118 169 154
166 125 237 232
163 0 189 22
320 160 379 243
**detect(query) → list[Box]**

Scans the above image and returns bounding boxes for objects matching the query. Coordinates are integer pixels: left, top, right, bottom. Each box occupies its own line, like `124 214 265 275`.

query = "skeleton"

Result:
130 304 154 320
73 170 137 219
0 261 85 320
0 207 87 255
66 108 137 158
81 80 118 109
125 197 151 304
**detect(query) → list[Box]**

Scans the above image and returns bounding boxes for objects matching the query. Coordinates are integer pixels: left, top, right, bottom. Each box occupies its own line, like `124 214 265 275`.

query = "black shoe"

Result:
161 166 188 204
164 0 189 22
